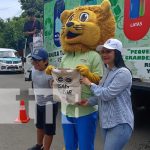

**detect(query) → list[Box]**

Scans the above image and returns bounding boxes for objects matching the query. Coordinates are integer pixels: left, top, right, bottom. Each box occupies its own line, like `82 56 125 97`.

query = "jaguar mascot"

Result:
46 0 115 150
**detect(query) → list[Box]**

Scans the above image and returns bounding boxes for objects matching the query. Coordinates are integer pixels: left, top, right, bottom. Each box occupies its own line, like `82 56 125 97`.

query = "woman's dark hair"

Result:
114 50 132 73
114 50 126 68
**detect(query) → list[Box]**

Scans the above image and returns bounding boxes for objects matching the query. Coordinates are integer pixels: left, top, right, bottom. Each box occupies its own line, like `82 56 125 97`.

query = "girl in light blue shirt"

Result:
79 39 134 150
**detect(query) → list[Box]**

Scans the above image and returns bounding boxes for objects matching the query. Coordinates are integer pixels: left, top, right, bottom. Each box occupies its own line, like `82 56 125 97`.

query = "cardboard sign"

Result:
33 33 43 50
52 68 81 104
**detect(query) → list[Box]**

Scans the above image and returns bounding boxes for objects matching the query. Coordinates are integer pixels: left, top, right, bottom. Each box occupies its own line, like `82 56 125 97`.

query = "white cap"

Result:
96 38 123 52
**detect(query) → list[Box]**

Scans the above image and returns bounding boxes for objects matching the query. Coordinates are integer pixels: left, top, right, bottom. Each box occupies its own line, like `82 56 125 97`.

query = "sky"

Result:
0 0 23 20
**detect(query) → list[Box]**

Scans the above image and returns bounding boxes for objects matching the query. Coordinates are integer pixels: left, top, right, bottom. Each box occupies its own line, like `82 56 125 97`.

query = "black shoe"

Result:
27 144 43 150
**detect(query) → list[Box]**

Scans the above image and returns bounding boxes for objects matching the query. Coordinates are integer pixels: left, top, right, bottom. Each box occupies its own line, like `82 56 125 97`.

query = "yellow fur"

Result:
76 64 100 84
60 0 116 53
45 65 55 75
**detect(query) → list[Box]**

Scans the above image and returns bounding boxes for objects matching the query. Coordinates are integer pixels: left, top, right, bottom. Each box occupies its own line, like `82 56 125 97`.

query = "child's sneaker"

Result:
27 144 43 150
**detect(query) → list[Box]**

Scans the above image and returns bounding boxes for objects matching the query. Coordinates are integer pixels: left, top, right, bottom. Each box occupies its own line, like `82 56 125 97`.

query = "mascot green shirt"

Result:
60 51 103 117
45 0 115 118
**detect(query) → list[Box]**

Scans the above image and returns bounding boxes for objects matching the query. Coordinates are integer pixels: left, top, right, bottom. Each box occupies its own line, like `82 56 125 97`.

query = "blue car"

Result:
0 48 23 72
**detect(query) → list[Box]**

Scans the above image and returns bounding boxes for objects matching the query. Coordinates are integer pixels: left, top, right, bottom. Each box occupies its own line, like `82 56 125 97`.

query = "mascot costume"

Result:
46 0 115 150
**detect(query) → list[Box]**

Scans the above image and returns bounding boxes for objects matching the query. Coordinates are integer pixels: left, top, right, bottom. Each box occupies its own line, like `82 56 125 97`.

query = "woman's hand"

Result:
77 99 89 106
81 77 91 86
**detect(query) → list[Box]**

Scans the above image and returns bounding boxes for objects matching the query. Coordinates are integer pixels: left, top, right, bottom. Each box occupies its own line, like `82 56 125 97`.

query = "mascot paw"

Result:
76 64 100 84
76 64 89 76
45 65 55 75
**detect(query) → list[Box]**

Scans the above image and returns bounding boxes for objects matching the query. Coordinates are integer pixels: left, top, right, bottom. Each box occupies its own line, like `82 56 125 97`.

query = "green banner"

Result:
44 0 150 80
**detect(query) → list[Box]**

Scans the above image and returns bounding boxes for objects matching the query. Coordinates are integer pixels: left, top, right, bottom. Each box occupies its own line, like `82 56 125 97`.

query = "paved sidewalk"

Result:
0 109 150 150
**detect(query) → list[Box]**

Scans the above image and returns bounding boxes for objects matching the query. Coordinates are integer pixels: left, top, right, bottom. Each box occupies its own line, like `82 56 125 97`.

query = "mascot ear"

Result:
101 0 111 13
60 10 73 24
91 0 112 20
91 0 111 15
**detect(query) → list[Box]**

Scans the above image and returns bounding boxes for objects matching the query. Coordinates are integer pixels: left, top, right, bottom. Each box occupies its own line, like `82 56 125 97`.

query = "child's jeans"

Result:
102 123 133 150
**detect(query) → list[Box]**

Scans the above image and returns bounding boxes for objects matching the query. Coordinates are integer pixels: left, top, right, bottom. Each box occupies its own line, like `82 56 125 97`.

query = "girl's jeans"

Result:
102 124 133 150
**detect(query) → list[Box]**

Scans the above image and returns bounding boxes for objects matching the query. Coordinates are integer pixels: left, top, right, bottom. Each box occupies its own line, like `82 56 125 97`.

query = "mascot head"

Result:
60 0 116 53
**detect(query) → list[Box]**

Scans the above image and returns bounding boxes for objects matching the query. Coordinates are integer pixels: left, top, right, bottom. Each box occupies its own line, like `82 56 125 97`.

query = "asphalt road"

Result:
0 72 150 150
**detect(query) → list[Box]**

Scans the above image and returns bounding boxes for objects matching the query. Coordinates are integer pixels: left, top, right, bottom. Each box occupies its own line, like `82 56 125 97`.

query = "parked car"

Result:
0 48 23 72
24 53 32 81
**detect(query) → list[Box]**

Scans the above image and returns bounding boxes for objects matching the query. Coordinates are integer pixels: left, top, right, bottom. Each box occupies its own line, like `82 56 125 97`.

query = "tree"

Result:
0 19 6 48
0 0 44 49
2 17 26 49
19 0 44 18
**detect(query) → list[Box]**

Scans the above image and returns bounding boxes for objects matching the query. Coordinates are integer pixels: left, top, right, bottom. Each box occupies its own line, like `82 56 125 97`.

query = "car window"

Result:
0 51 16 58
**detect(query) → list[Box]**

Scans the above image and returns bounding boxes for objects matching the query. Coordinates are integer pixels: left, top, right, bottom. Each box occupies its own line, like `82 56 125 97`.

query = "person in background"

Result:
17 37 25 66
17 37 25 57
24 10 42 55
79 38 134 150
28 48 58 150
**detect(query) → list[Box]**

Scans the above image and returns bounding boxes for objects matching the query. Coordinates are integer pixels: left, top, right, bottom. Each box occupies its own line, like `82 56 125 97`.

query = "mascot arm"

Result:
76 54 103 84
45 65 55 75
76 64 101 84
90 54 103 84
45 55 65 75
87 71 100 84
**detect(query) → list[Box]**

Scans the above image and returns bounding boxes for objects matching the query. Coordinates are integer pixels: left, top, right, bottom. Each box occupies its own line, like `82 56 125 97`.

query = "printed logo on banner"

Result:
56 76 73 84
52 69 81 104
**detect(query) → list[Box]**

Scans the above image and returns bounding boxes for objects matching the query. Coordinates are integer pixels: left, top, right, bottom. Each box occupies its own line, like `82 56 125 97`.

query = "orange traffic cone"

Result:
15 100 30 123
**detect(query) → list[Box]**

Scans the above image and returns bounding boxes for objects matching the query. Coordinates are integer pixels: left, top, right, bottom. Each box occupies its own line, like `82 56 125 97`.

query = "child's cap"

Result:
31 48 48 60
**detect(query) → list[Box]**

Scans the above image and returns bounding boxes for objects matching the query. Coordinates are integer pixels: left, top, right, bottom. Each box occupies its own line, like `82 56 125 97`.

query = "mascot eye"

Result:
67 14 74 22
79 13 89 22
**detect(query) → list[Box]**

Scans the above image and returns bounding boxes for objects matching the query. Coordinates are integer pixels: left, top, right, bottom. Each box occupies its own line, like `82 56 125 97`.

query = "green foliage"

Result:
4 18 25 49
0 0 43 49
19 0 44 18
0 17 26 49
0 19 5 47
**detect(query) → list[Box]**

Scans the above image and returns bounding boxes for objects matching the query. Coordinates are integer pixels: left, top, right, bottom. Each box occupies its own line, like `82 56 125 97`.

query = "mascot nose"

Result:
66 22 74 27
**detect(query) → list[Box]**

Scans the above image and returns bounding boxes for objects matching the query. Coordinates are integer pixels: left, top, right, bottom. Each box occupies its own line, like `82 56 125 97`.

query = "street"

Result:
0 73 150 150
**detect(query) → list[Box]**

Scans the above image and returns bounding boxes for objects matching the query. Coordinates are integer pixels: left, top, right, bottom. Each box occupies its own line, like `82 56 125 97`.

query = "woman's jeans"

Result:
102 124 133 150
